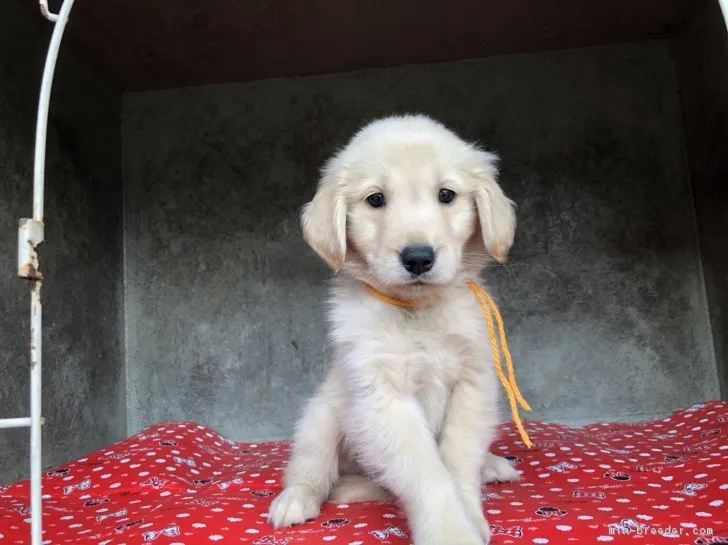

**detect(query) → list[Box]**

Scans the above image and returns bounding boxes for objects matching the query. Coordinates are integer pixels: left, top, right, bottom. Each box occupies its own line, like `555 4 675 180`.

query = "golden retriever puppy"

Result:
268 114 520 545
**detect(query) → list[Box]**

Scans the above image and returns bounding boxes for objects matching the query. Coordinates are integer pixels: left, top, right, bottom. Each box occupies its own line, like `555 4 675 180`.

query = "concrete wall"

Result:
0 3 125 482
674 0 728 400
123 40 720 442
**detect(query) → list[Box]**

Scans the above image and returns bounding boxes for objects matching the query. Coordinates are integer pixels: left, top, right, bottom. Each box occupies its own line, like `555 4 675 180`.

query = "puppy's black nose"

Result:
400 245 435 275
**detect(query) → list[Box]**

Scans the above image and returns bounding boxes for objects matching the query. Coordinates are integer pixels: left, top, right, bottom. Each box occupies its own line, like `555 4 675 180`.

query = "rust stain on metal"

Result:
20 262 43 280
30 281 42 369
18 219 45 280
30 348 40 369
31 280 42 301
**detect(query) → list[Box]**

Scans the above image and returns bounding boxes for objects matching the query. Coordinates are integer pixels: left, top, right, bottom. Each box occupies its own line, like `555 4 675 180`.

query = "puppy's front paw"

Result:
458 489 491 543
482 453 520 484
424 522 487 545
268 484 321 529
419 503 489 545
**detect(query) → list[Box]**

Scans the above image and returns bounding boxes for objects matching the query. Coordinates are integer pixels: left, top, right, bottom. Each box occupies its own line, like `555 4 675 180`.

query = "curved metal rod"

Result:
35 0 76 220
38 0 59 22
29 1 76 544
720 0 728 32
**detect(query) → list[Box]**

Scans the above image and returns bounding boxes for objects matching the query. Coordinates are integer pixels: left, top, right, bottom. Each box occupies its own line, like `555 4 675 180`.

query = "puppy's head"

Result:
301 115 516 294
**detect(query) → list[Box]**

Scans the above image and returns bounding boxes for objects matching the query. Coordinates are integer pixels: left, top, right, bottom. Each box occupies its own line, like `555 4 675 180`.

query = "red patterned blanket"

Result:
1 401 727 544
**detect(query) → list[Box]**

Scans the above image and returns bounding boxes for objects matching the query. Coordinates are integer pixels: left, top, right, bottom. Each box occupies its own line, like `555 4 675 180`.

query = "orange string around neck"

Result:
362 283 421 308
466 280 533 448
363 280 534 448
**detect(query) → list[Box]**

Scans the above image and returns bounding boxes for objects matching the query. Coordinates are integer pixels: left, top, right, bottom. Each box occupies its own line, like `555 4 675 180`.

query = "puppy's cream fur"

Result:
268 115 520 545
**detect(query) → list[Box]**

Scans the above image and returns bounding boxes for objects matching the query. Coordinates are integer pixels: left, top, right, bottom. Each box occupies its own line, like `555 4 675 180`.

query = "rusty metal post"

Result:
12 2 76 544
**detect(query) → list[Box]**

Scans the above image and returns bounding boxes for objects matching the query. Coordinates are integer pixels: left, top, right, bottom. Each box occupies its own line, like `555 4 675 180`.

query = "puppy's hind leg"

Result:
268 380 341 529
481 452 520 484
329 474 392 503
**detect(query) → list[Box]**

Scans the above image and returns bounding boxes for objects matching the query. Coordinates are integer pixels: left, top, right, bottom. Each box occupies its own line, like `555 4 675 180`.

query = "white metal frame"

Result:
0 1 75 544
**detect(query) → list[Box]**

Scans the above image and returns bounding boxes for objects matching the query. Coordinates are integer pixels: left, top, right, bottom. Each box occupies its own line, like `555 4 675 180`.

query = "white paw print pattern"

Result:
0 403 727 544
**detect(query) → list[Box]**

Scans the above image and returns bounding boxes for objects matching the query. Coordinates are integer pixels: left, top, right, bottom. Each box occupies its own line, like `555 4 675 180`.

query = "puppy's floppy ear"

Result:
470 150 516 263
300 161 347 272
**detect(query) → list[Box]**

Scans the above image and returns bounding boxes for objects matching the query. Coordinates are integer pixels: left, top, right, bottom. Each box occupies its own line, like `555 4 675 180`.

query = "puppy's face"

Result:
301 115 516 294
343 147 479 288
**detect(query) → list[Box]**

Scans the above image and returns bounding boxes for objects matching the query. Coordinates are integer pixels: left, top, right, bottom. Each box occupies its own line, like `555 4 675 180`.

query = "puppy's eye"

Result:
438 188 456 204
366 192 385 208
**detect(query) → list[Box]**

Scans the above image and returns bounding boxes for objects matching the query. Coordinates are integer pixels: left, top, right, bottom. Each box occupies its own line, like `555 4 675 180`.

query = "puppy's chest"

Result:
389 317 485 435
404 331 462 382
391 312 484 394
